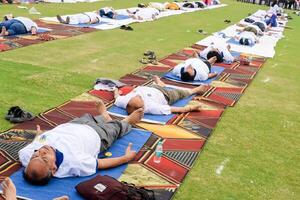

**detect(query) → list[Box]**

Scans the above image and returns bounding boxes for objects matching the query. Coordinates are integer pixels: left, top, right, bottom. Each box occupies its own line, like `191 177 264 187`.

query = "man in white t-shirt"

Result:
199 42 235 64
114 76 206 115
172 57 218 82
19 101 143 185
0 17 38 36
234 31 259 46
56 12 101 25
127 7 160 21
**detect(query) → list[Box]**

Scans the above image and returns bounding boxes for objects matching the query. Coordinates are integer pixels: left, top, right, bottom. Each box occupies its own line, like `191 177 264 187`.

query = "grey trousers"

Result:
150 85 191 105
70 114 132 152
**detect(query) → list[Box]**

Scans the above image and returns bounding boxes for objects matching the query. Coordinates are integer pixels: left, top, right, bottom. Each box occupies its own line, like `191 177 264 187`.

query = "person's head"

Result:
239 38 250 46
126 95 144 114
207 50 223 63
23 145 57 185
271 0 278 7
180 65 196 82
31 26 37 35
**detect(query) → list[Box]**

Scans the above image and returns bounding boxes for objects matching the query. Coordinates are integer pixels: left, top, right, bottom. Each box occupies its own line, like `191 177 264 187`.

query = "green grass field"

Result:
0 0 299 199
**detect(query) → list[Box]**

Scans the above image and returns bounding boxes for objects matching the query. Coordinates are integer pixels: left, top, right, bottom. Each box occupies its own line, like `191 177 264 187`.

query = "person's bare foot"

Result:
191 85 208 95
189 105 202 112
153 75 166 87
96 100 112 121
123 108 144 125
1 177 17 200
1 27 7 36
53 196 69 200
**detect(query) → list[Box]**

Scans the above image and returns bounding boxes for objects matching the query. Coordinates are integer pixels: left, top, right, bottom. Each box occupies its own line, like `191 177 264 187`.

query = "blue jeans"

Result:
0 19 27 36
265 14 277 27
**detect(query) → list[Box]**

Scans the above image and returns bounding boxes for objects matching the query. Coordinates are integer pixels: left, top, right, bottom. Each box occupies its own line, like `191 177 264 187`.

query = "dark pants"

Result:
0 19 27 36
70 114 131 152
266 14 277 27
150 85 191 105
99 9 114 19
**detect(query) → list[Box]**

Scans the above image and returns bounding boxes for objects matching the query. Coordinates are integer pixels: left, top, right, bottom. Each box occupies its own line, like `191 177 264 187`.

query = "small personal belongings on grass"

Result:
120 25 133 31
76 175 155 200
5 106 35 123
94 78 125 91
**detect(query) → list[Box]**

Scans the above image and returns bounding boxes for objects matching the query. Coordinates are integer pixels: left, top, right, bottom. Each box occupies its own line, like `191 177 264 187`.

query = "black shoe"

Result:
9 107 34 123
5 106 20 121
144 50 154 56
125 26 133 31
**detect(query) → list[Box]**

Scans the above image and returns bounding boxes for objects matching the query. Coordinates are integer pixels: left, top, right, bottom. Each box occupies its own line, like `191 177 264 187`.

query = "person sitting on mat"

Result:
19 100 144 185
127 7 160 21
172 57 218 82
114 76 205 115
199 42 235 63
0 17 38 36
99 7 117 19
56 11 101 25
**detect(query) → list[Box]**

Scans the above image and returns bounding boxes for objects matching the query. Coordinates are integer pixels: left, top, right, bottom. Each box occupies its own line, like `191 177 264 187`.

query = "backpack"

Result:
75 175 155 200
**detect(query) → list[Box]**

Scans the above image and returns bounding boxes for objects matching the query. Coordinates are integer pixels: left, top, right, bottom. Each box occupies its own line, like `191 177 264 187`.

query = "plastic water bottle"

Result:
153 141 163 163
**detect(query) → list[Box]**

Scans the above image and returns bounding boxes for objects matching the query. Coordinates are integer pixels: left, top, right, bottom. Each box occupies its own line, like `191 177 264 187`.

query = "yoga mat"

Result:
108 95 194 125
9 128 151 200
163 66 225 85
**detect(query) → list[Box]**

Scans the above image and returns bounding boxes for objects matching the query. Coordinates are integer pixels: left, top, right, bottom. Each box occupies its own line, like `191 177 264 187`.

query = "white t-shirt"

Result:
69 12 101 25
237 31 258 45
268 4 281 15
114 86 171 115
19 123 101 178
200 43 234 63
135 8 160 21
172 58 210 81
14 17 38 32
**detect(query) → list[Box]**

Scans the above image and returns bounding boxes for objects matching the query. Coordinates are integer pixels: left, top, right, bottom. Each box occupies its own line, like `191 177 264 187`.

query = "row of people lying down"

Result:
55 0 222 24
16 79 206 185
230 3 286 46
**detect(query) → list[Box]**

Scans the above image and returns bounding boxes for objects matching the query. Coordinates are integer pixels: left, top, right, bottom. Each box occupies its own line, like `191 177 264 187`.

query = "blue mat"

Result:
73 21 109 28
227 37 255 47
108 94 194 124
9 128 151 200
163 66 225 85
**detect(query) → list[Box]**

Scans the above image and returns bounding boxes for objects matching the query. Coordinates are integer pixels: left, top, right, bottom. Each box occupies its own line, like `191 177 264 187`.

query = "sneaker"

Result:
5 106 20 121
9 108 34 123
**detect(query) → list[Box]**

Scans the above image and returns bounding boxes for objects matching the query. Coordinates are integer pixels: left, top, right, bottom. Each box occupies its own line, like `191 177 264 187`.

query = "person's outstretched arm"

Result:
97 143 136 169
170 105 201 113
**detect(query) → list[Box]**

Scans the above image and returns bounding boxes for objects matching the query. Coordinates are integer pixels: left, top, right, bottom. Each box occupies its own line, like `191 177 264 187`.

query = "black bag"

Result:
75 175 155 200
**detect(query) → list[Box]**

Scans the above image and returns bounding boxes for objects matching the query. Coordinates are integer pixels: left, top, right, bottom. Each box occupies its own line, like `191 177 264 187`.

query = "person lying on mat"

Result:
182 1 206 8
237 24 264 36
127 7 160 21
99 7 117 19
56 12 101 25
199 42 235 63
1 177 69 200
114 76 205 115
165 1 189 10
234 31 259 46
172 57 218 82
0 17 38 36
18 101 144 185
